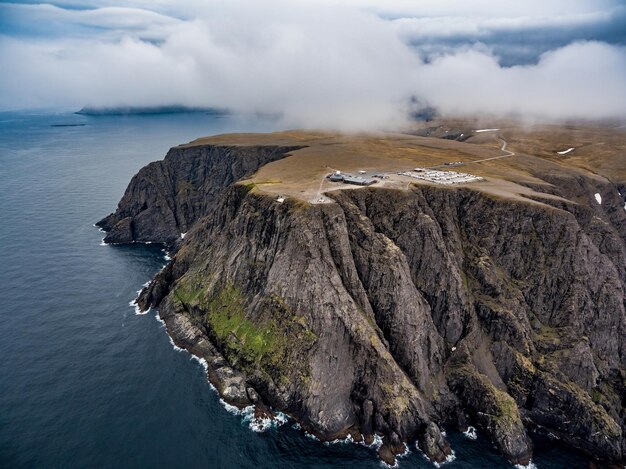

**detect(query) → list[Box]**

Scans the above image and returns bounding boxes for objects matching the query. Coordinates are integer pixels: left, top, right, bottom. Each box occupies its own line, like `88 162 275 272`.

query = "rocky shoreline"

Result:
99 137 625 467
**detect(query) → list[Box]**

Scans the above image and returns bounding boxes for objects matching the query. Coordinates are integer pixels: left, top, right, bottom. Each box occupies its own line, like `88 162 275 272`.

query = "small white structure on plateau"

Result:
594 193 602 204
557 148 575 155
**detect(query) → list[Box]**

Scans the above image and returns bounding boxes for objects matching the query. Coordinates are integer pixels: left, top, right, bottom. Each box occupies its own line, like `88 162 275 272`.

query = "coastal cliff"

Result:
99 137 626 466
96 144 303 244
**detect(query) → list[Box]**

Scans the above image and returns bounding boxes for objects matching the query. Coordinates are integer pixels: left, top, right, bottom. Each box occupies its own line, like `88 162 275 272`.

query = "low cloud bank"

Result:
1 0 625 129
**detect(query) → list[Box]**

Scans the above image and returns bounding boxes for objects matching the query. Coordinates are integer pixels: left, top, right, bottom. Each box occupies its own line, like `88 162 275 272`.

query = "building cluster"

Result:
327 167 483 187
399 168 483 185
327 172 378 186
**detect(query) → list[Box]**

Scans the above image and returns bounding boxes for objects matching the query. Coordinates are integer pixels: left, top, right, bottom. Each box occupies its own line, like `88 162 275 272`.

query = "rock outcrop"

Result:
100 141 626 466
96 144 302 244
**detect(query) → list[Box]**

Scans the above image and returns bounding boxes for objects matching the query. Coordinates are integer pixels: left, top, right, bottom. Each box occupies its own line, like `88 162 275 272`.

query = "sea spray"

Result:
380 459 398 469
435 451 456 468
129 298 149 315
323 434 354 446
514 461 538 469
153 309 291 433
416 443 456 468
360 434 383 450
128 281 153 315
463 426 477 440
244 411 288 433
154 311 166 327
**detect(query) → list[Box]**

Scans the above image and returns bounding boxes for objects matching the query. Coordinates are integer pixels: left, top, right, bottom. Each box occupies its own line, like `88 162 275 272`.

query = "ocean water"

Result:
0 110 588 468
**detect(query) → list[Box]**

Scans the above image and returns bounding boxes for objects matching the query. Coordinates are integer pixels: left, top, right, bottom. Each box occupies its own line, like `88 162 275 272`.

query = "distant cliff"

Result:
99 139 626 467
77 105 228 116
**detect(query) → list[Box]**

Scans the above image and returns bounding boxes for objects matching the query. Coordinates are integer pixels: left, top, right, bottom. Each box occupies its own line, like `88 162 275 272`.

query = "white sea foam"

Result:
99 238 107 246
357 433 383 449
221 401 254 416
378 446 410 469
397 443 410 458
244 410 289 432
434 450 456 467
128 298 149 315
292 422 301 430
463 426 478 440
189 354 208 372
475 128 500 133
595 192 602 204
324 434 354 446
380 460 398 468
556 147 575 155
152 307 295 438
154 311 166 326
161 248 172 261
416 444 456 468
369 434 383 449
168 335 184 352
514 461 537 469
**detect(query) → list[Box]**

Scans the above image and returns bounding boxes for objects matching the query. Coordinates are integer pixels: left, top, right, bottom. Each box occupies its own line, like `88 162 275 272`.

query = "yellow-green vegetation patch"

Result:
237 181 257 193
379 381 412 417
254 179 283 185
201 284 317 381
449 363 524 433
491 386 521 426
172 281 205 305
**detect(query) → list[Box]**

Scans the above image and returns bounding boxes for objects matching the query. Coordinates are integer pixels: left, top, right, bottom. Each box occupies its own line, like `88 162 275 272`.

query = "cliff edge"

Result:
98 129 626 466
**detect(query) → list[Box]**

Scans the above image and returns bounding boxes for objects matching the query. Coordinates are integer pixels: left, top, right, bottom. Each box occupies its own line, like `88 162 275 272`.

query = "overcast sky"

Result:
1 0 625 129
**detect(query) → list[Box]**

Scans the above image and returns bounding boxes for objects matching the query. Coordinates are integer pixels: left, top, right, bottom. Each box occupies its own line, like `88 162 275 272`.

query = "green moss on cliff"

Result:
172 282 317 383
492 387 521 425
204 285 278 362
448 362 526 443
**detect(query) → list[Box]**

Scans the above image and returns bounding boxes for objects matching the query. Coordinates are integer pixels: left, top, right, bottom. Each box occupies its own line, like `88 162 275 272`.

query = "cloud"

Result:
0 0 625 129
414 41 626 120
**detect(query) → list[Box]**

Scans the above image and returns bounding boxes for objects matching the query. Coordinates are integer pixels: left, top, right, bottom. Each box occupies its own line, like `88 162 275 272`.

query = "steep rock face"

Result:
96 144 302 244
102 144 626 466
329 185 625 462
142 186 444 453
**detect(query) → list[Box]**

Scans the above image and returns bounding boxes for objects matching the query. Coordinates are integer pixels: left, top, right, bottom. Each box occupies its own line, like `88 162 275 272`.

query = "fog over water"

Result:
1 0 625 129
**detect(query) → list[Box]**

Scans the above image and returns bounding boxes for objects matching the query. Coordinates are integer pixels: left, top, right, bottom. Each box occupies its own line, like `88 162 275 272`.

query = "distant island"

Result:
76 105 229 116
98 121 626 467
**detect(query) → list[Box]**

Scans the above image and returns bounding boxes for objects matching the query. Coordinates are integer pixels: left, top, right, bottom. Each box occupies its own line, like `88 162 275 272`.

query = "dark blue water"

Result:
0 110 587 468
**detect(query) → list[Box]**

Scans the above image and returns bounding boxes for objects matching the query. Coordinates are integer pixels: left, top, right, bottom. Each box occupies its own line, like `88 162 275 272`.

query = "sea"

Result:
0 110 588 468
